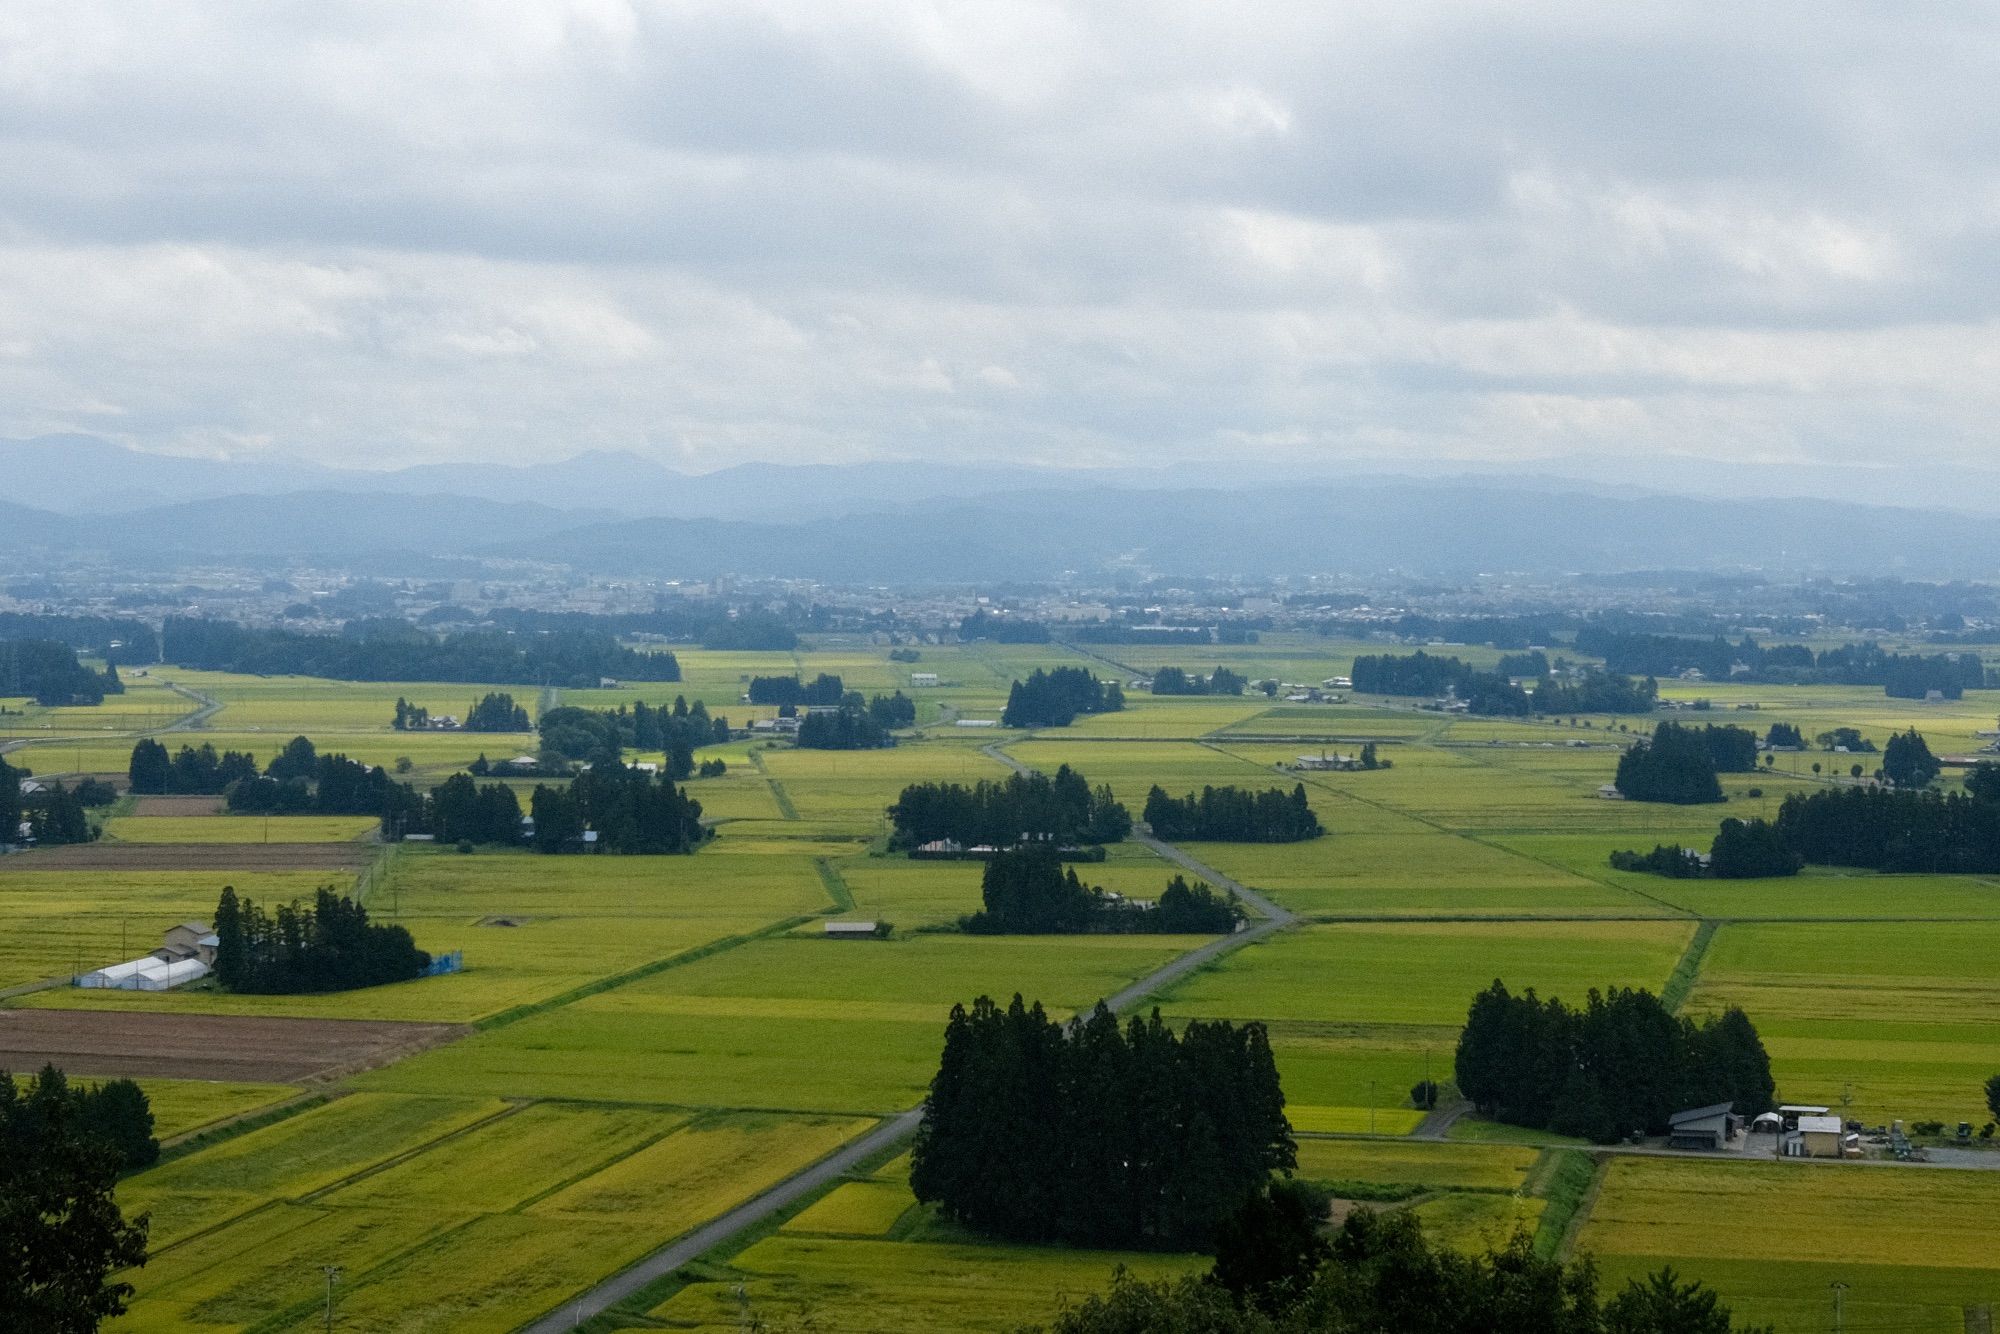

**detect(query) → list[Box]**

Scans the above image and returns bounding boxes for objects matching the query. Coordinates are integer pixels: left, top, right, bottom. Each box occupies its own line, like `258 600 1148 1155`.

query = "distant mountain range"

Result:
0 435 1148 521
5 471 2000 581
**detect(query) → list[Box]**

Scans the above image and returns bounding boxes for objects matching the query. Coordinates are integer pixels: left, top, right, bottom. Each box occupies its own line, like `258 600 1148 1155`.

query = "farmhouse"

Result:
1791 1114 1846 1159
1294 752 1361 772
160 921 220 967
1667 1102 1740 1151
1597 783 1625 800
910 672 940 686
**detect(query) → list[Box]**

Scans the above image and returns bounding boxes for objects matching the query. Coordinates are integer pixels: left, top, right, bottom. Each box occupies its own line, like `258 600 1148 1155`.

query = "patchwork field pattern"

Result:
8 639 2000 1330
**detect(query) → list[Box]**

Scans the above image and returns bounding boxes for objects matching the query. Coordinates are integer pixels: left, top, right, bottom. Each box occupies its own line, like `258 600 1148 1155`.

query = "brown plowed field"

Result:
0 1010 468 1082
131 795 226 816
0 843 372 872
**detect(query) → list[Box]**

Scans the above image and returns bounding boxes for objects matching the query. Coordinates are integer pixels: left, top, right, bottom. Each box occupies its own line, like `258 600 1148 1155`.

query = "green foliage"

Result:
1706 818 1801 879
465 691 532 731
530 765 708 855
1143 783 1323 842
912 996 1293 1249
1608 845 1705 878
426 773 523 845
1455 981 1774 1141
1002 667 1124 728
127 738 259 795
1210 1178 1332 1312
213 884 430 994
0 637 122 705
160 615 679 686
1774 784 2000 872
889 765 1131 849
1881 727 1940 788
1614 723 1724 804
0 1066 151 1331
1986 1072 2000 1124
1152 666 1248 696
1027 1208 1768 1334
749 673 845 706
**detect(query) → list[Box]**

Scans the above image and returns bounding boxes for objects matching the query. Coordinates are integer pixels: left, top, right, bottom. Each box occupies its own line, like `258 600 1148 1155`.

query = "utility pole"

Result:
1830 1280 1847 1334
1369 1080 1377 1134
322 1265 341 1332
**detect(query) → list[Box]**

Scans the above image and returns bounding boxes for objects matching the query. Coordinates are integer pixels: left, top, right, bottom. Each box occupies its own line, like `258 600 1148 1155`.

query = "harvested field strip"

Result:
0 1008 469 1082
0 842 373 872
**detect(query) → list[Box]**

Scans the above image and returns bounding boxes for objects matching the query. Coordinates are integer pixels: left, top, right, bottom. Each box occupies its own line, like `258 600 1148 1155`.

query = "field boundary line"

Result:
507 1112 701 1215
745 749 801 820
291 1099 529 1205
154 1090 334 1163
813 857 855 913
1659 919 1719 1013
1202 737 1696 919
473 915 818 1033
1552 1153 1610 1261
520 746 1311 1334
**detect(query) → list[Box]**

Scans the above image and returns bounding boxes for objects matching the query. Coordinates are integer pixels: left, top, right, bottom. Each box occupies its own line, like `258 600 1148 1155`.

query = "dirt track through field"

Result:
131 795 227 816
0 843 372 872
0 1009 468 1083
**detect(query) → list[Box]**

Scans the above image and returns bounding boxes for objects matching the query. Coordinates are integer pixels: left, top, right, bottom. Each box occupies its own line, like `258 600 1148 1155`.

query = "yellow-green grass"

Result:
650 1235 1204 1333
319 1102 686 1213
33 850 833 1023
116 1202 473 1333
363 933 1190 1111
1187 825 1668 919
102 814 379 844
1059 695 1276 739
532 1111 872 1226
782 1179 914 1236
758 743 1015 827
1289 1107 1428 1134
1294 1139 1538 1193
1581 1156 2000 1333
155 671 536 733
1155 920 1697 1027
122 1092 507 1247
1410 1191 1546 1252
0 868 334 989
120 1106 860 1333
1684 921 2000 1124
137 1079 297 1139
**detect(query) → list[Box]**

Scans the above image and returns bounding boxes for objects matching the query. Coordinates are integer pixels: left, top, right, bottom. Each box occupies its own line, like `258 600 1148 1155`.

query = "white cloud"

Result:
0 1 1997 493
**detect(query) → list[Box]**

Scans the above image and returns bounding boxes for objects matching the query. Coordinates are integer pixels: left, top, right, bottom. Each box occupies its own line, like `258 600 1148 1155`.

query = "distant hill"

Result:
4 476 1999 580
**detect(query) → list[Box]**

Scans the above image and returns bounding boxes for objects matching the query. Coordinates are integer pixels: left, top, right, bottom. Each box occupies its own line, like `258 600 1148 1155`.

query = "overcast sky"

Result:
3 2 1999 490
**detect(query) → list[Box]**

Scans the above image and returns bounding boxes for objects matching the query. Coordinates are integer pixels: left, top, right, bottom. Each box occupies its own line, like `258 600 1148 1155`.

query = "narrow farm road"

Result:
521 740 1305 1333
162 681 223 731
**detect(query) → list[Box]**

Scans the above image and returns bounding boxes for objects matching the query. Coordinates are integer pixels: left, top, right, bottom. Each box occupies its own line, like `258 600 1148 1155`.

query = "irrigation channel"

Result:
517 740 1300 1333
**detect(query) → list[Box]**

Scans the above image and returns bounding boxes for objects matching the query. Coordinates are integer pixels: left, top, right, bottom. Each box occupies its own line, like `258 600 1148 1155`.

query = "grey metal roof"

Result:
1669 1102 1735 1126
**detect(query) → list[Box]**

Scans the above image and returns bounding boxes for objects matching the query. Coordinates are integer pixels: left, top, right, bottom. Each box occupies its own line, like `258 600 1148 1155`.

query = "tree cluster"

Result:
1581 630 1989 699
159 616 679 687
958 609 1051 643
20 781 99 847
960 848 1244 935
1611 818 1802 881
465 691 531 731
888 766 1131 849
796 692 915 749
1531 672 1660 716
225 739 424 827
1002 667 1125 728
747 673 845 706
1613 723 1724 804
1152 666 1249 696
0 638 123 706
1764 722 1804 748
0 612 159 664
539 698 728 777
213 885 430 994
1032 1208 1769 1334
1455 982 1776 1142
1772 783 2000 873
1881 728 1940 788
528 765 708 854
911 996 1294 1249
426 774 524 845
1144 784 1323 842
127 739 259 795
0 1066 152 1330
1815 726 1875 752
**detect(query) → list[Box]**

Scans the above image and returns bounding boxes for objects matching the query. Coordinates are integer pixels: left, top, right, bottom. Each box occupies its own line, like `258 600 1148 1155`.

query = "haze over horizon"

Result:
5 4 2000 506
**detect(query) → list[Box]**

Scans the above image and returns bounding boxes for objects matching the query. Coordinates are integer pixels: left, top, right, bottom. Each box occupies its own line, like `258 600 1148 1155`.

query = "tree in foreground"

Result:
0 1067 151 1331
912 996 1293 1249
1023 1209 1770 1334
1986 1071 2000 1125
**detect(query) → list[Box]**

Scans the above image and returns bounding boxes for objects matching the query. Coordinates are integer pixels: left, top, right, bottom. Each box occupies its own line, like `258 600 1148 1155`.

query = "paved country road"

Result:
518 743 1300 1333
